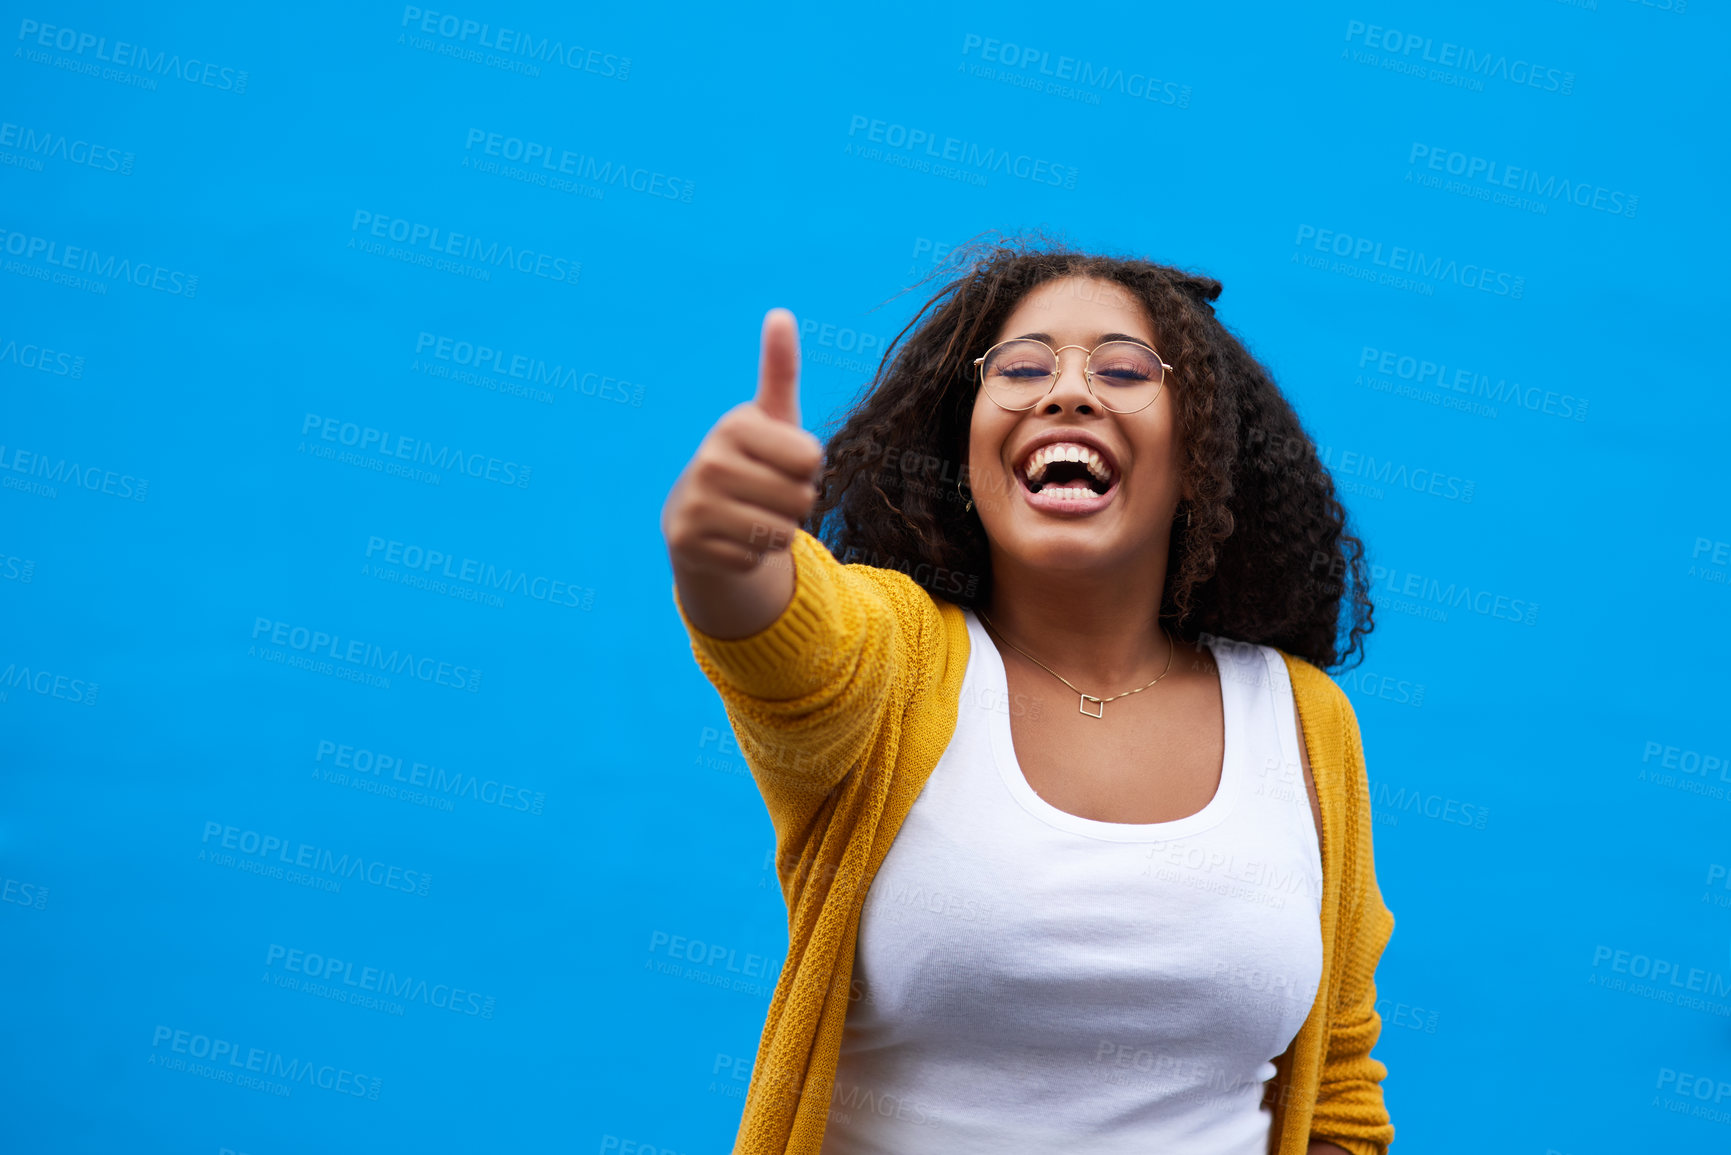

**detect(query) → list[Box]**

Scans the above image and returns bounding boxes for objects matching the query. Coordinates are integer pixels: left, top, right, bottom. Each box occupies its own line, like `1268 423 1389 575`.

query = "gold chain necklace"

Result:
975 609 1174 719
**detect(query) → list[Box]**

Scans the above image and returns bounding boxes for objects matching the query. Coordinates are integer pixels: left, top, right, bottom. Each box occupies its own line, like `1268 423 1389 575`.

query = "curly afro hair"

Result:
809 231 1375 671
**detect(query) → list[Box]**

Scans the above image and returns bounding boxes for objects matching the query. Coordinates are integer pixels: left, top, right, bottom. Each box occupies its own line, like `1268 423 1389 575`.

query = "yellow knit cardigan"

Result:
675 530 1396 1155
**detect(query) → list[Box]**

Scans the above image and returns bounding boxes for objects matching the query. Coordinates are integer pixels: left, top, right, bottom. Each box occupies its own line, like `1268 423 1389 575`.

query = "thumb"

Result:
754 308 801 426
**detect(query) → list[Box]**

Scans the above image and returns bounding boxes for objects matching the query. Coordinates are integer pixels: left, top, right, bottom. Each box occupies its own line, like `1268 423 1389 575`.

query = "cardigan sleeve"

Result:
672 528 944 856
1310 688 1397 1155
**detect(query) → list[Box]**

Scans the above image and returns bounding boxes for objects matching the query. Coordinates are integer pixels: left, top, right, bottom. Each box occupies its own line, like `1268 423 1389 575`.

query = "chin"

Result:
995 518 1132 571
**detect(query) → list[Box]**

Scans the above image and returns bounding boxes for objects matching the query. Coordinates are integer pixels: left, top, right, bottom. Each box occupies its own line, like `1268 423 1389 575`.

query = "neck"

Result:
981 543 1176 689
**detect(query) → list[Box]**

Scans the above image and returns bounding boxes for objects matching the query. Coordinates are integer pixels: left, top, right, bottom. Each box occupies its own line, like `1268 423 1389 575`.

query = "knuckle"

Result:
691 456 728 487
684 499 720 530
713 408 752 441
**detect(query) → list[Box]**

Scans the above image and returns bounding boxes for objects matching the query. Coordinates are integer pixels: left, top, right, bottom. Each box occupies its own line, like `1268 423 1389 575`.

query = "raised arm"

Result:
662 310 943 857
662 308 821 639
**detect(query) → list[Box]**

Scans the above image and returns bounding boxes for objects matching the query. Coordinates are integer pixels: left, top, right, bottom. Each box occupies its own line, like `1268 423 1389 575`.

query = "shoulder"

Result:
1193 631 1296 700
825 537 972 691
1273 647 1371 799
1273 648 1354 726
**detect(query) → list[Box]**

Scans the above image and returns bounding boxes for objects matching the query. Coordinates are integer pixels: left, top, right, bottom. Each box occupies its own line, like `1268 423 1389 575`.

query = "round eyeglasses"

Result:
974 338 1172 415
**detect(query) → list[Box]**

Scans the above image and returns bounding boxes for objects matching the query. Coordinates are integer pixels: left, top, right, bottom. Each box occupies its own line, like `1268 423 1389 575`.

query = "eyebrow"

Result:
1016 331 1155 348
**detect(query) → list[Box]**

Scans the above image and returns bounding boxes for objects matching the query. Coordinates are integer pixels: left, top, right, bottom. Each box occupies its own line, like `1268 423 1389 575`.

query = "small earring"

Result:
957 474 973 513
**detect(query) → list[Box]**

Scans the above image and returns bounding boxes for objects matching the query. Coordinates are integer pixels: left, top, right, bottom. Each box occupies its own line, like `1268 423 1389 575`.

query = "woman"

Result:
661 238 1393 1155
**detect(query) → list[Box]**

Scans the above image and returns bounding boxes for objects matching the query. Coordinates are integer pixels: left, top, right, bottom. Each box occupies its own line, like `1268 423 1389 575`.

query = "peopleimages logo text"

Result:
463 129 693 201
1408 144 1637 218
149 1025 379 1098
413 332 641 405
0 336 84 377
266 944 497 1017
959 34 1191 107
846 115 1079 188
349 211 578 284
250 617 483 692
1357 346 1587 421
200 821 432 896
398 7 630 78
0 660 98 705
0 443 148 499
16 19 250 92
1294 225 1524 298
0 120 132 173
1369 565 1538 625
0 227 198 296
1343 20 1574 94
300 413 531 488
365 536 591 609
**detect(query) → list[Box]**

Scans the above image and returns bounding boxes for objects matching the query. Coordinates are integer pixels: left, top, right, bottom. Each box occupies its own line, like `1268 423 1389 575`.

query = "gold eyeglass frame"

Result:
973 338 1174 415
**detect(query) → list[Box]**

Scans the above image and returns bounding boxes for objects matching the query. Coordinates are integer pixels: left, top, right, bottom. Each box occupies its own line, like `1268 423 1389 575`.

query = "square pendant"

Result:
1079 694 1104 719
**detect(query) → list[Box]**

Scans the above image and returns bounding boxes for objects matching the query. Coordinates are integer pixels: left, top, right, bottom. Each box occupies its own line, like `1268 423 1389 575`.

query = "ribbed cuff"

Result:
1313 1131 1389 1155
671 530 840 701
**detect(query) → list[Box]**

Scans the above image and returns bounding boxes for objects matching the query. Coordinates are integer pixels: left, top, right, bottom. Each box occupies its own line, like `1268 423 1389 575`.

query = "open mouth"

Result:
1018 442 1117 499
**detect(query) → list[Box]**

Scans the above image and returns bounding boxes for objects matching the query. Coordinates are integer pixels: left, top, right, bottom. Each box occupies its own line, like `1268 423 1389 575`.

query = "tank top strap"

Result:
1205 632 1323 900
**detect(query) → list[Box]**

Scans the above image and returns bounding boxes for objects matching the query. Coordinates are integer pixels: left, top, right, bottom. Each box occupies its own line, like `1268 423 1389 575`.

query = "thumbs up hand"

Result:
753 306 803 427
662 310 824 636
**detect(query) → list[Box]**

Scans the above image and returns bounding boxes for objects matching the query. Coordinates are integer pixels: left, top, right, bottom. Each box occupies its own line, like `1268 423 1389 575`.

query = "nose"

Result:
1041 346 1096 415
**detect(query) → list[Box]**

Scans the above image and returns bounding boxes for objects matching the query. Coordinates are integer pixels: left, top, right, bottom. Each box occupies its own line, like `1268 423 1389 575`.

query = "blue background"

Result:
4 2 1729 1152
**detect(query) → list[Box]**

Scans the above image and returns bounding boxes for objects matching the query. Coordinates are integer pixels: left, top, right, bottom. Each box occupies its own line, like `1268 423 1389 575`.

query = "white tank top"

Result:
819 610 1324 1155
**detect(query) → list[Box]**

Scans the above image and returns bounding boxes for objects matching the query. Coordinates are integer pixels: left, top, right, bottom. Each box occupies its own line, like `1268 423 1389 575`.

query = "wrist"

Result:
672 550 797 641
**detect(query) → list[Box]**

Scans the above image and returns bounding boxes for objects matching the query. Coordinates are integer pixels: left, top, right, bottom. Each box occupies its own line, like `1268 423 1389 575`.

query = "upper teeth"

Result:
1022 442 1113 485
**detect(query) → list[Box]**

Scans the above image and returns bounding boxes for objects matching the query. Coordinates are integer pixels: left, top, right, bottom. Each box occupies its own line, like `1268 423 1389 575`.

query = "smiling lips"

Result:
1018 441 1117 500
